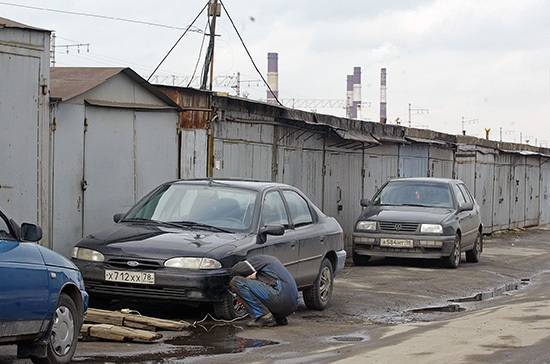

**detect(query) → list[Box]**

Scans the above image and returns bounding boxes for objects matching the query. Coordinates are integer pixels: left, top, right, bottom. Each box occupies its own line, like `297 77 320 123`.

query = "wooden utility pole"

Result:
201 0 220 91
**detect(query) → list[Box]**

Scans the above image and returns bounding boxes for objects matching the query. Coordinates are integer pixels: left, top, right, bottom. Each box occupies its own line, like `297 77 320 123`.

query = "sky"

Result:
2 0 550 146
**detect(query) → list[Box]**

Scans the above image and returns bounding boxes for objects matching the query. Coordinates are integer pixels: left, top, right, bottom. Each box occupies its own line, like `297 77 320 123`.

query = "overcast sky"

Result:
3 0 550 145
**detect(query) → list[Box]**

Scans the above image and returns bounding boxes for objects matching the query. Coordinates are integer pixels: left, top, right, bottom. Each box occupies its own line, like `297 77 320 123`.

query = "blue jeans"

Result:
230 276 282 319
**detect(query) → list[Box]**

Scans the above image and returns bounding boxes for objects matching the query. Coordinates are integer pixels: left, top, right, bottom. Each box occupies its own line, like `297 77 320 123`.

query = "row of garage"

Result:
1 17 549 258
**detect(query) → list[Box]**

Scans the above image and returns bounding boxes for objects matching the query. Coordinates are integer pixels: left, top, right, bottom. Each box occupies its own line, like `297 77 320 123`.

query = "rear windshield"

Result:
373 181 454 208
125 184 258 232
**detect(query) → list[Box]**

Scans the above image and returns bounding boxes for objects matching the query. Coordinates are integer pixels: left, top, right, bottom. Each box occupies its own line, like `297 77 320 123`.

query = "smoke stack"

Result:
352 66 361 119
485 128 491 140
380 68 387 124
266 52 278 104
346 75 353 118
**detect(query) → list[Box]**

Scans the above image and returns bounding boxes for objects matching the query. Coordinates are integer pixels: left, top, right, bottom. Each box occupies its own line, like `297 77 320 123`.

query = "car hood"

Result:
76 223 253 260
36 244 79 270
360 205 454 224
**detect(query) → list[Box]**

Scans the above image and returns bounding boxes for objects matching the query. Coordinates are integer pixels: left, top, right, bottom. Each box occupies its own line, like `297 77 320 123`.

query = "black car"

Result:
352 178 482 268
72 179 346 318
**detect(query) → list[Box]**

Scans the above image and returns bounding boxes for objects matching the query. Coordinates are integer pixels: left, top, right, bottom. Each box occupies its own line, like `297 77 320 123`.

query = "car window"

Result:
458 184 473 204
452 184 467 207
282 190 313 227
261 191 289 227
125 184 258 232
373 181 454 208
0 215 15 241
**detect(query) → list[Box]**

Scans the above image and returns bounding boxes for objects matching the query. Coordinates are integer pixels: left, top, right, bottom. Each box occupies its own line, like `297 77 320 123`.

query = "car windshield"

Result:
373 181 454 208
124 184 258 232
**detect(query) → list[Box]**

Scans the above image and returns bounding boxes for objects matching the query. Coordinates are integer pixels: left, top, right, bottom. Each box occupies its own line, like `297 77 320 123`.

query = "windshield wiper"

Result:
399 203 433 207
122 218 190 229
167 221 233 233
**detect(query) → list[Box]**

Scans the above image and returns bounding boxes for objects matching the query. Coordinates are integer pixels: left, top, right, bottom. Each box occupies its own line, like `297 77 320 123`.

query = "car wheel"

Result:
466 232 482 263
213 292 248 320
352 251 371 266
303 258 334 310
31 293 80 364
442 234 461 269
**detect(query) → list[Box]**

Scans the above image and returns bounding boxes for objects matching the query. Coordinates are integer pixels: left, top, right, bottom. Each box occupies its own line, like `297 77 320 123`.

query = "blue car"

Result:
0 209 88 364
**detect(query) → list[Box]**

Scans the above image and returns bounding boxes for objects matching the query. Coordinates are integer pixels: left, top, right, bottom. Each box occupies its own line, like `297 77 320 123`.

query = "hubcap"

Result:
51 306 74 356
319 266 332 302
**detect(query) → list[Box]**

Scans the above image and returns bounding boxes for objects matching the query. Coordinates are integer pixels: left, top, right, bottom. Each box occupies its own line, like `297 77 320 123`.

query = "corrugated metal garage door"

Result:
0 53 40 222
475 152 495 233
541 161 550 225
524 157 540 227
492 154 511 230
399 144 428 177
510 155 526 228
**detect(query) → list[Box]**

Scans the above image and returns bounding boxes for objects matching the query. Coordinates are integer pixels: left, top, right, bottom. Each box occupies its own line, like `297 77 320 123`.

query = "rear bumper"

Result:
352 232 455 259
74 260 231 303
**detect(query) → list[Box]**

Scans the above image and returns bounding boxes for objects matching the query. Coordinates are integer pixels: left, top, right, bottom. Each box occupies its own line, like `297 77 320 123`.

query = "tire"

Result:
303 258 334 310
352 251 371 266
31 293 80 364
466 232 482 263
442 234 461 269
213 292 248 320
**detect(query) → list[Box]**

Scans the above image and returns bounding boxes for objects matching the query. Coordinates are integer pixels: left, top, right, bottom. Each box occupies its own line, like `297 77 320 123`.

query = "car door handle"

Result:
320 236 325 244
290 241 298 249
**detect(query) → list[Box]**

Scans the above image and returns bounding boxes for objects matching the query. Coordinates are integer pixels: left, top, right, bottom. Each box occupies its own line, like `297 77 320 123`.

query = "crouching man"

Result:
230 255 298 327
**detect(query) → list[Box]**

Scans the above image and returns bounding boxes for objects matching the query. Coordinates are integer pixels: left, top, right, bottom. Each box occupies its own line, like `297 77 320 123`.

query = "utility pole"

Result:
201 0 221 90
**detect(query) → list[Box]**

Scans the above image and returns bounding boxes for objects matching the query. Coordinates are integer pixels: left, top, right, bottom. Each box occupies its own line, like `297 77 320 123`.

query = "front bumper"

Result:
335 249 347 272
74 260 231 303
352 232 455 259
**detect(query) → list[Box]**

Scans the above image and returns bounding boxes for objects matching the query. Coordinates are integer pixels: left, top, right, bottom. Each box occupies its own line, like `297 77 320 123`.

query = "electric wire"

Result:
147 1 210 81
0 1 203 33
187 19 210 88
219 0 284 107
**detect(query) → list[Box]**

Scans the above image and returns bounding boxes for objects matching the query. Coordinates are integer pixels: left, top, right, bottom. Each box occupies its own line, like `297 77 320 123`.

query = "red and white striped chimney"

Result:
352 66 361 119
346 75 353 118
266 52 278 104
380 68 387 124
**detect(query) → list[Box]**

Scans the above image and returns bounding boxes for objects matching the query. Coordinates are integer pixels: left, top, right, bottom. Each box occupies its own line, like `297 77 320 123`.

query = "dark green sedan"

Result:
352 178 482 268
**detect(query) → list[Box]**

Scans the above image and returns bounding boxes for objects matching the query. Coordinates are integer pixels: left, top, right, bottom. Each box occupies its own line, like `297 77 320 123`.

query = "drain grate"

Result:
333 336 365 342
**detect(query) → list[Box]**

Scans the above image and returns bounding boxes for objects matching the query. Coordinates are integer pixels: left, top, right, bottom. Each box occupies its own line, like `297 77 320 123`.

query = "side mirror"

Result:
360 198 370 207
20 223 42 242
257 224 285 244
113 213 125 223
459 203 473 212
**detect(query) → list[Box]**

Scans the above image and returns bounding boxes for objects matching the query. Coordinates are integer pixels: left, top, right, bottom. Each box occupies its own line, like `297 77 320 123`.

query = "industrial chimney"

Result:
266 52 278 104
346 75 353 118
380 68 387 124
352 66 361 119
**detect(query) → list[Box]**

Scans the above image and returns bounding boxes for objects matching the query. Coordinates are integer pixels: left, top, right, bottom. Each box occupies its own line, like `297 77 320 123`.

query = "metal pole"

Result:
201 0 219 90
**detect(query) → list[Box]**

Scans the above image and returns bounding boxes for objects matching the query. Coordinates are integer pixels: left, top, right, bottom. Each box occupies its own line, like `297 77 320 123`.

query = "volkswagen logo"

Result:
394 224 402 231
127 260 140 267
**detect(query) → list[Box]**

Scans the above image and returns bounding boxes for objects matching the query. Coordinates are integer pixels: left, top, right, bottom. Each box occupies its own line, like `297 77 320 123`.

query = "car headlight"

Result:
420 224 443 234
72 247 105 262
356 221 377 231
164 257 222 270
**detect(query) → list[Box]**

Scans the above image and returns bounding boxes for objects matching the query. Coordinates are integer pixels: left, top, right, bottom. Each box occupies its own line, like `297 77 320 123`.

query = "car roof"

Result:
170 178 290 191
388 177 461 184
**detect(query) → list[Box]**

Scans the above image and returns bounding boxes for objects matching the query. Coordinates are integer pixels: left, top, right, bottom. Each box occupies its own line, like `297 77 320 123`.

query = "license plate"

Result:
380 238 414 248
105 270 155 285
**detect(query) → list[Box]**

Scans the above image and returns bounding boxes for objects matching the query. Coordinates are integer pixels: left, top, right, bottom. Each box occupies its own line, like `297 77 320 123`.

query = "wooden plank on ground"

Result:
80 323 162 342
85 308 189 331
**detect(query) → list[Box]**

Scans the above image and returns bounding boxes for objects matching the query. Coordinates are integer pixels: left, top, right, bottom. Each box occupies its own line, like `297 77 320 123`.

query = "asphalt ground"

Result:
1 225 549 363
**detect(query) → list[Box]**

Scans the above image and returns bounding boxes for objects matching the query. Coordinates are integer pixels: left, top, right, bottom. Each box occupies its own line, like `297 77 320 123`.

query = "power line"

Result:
0 1 203 33
147 1 209 81
187 19 209 88
219 0 284 107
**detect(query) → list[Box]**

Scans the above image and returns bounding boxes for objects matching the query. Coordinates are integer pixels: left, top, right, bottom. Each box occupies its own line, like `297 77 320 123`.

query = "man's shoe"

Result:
247 313 277 328
274 316 288 326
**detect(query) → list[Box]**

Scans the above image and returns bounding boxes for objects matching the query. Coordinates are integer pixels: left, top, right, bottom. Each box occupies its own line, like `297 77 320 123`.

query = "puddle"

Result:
409 304 465 314
166 325 278 354
75 324 278 363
